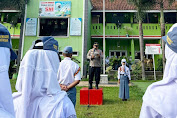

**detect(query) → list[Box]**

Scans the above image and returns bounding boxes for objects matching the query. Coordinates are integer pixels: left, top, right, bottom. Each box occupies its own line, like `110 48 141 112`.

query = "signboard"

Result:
25 18 37 36
39 1 71 17
145 44 162 55
70 18 82 36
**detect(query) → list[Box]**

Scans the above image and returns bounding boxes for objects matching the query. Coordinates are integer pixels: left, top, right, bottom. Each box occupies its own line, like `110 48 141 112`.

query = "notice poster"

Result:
39 1 71 17
70 18 82 36
145 44 162 55
25 18 37 36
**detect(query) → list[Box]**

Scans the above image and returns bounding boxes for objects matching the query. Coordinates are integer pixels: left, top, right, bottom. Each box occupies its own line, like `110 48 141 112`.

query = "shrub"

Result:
157 58 163 72
131 61 142 80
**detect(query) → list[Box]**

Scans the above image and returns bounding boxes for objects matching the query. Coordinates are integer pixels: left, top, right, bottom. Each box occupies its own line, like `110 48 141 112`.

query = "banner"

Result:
39 1 71 17
70 18 82 36
145 44 162 55
25 18 37 36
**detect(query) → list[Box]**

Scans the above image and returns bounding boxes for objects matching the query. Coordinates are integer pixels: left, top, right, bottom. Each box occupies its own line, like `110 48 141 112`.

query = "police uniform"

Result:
57 46 81 107
118 59 131 101
87 47 103 89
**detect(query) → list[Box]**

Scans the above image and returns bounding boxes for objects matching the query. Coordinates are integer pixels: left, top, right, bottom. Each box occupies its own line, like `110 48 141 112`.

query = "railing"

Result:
91 23 173 36
1 23 21 38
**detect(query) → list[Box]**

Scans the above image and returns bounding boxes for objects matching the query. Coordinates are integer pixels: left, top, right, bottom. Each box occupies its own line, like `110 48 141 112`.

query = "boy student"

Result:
57 46 81 107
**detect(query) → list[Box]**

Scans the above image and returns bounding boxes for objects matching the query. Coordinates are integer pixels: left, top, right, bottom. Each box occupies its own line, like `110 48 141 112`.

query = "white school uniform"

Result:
57 57 81 86
0 47 15 118
118 66 131 80
13 50 76 118
140 45 177 118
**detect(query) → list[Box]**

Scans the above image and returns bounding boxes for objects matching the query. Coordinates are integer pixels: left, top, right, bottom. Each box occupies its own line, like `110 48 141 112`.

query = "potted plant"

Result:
124 26 133 37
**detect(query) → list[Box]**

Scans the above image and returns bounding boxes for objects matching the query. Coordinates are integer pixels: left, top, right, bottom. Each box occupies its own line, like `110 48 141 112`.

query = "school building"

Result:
90 0 177 71
1 0 177 77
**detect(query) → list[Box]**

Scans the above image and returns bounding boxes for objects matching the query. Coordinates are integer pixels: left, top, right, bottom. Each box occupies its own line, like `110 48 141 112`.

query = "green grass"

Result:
75 86 144 118
10 79 153 118
132 80 158 93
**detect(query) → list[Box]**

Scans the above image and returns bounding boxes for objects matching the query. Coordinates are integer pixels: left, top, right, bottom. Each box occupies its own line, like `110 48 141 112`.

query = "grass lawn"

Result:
10 79 152 118
132 80 157 93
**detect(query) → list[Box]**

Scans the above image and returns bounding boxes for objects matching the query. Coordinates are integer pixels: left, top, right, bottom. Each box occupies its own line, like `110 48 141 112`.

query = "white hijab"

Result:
13 49 76 118
143 44 177 117
0 47 15 118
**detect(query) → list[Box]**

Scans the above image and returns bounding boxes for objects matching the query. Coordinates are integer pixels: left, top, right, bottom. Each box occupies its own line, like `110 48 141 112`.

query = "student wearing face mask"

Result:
118 59 131 101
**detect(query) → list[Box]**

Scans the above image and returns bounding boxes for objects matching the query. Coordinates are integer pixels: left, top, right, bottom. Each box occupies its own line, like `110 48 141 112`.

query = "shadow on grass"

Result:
103 98 119 105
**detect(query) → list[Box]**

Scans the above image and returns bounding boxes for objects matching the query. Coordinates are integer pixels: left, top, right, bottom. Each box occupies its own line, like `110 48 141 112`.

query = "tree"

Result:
0 0 30 72
127 0 155 80
156 0 175 72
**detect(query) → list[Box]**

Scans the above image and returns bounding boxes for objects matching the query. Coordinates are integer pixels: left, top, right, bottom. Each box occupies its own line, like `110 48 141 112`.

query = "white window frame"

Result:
37 17 70 38
109 50 127 57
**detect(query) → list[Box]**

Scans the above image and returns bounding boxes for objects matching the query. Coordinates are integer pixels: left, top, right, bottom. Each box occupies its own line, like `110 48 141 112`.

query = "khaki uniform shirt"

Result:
87 48 103 67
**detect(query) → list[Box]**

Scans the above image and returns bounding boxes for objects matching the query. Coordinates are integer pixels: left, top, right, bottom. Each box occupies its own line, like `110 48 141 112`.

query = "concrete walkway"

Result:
78 81 133 87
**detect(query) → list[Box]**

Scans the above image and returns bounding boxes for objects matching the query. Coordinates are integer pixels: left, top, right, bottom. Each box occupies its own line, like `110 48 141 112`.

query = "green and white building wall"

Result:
21 0 93 76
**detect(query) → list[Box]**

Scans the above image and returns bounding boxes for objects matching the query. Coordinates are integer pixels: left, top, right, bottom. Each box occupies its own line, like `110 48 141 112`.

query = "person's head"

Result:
0 23 17 60
31 36 59 53
62 46 73 58
121 59 126 66
162 23 177 59
93 42 99 49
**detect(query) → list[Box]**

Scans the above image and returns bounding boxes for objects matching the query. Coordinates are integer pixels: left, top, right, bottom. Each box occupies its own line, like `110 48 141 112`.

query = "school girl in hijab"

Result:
140 23 177 118
13 37 76 118
0 23 17 118
118 59 131 101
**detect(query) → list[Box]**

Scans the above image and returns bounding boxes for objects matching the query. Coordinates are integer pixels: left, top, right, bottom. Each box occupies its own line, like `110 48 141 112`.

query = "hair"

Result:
62 53 72 58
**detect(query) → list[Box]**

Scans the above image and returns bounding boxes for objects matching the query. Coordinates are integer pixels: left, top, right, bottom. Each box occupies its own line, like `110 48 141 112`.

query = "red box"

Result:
80 87 103 105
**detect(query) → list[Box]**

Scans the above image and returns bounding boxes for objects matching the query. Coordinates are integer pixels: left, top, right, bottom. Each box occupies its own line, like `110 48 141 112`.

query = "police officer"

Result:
87 42 103 89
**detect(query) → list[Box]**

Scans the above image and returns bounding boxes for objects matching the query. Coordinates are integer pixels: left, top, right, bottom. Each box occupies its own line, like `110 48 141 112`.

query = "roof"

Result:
0 2 20 11
91 0 177 11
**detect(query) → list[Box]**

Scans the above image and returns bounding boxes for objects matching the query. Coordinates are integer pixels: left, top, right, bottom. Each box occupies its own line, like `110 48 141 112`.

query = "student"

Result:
57 46 81 107
0 23 17 118
140 23 177 118
118 59 131 101
13 37 76 118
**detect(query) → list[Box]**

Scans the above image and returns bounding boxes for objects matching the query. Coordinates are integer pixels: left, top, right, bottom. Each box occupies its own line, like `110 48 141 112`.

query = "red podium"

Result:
80 87 103 105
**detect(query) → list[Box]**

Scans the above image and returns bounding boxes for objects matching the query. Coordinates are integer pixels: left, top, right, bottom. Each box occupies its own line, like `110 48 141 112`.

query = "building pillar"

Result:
131 39 135 62
1 13 4 22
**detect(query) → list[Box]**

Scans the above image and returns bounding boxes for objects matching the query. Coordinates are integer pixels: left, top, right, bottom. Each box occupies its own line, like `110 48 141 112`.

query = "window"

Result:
165 13 177 23
109 51 127 57
135 51 140 59
39 18 69 37
143 13 158 23
58 51 79 56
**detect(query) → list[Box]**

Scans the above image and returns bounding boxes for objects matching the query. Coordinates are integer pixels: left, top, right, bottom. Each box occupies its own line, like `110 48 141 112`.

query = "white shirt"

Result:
118 65 131 80
0 47 15 118
58 57 81 86
13 50 76 118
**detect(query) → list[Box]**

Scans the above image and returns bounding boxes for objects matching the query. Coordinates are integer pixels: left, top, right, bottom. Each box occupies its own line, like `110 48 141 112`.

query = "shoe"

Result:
89 84 92 89
122 99 125 101
96 84 99 89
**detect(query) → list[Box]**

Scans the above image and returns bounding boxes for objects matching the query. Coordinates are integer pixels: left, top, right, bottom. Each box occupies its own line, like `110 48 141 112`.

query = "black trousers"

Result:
89 66 101 85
